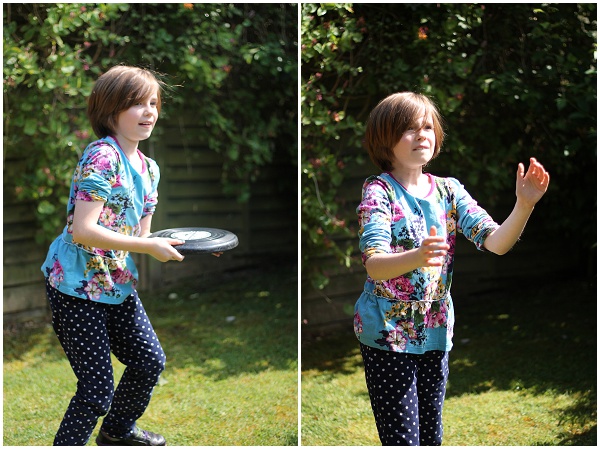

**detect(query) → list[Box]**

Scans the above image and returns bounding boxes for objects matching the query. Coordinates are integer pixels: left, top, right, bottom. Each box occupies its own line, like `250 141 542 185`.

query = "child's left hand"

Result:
516 157 550 208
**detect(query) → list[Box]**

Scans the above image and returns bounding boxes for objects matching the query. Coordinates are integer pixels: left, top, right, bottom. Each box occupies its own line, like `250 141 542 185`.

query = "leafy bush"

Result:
4 3 297 242
301 3 596 289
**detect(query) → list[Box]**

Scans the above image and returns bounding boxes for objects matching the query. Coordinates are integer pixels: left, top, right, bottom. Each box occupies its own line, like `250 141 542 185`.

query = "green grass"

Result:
301 277 597 446
4 264 298 446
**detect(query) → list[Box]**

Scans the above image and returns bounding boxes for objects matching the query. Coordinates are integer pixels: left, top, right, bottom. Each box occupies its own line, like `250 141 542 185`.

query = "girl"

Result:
41 65 185 446
353 92 549 446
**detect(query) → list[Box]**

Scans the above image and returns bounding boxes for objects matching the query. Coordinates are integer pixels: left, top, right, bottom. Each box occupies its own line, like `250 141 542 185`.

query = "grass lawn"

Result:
4 264 298 446
301 276 596 446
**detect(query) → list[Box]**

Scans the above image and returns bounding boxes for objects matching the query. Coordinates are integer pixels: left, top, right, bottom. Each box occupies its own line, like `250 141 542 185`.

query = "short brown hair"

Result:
364 92 445 172
87 65 164 138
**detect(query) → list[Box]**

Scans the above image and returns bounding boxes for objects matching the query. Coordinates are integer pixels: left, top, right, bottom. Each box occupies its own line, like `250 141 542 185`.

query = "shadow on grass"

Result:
447 277 595 397
4 319 65 364
301 333 363 379
553 390 597 445
4 264 298 382
302 276 597 445
449 277 596 445
148 264 298 380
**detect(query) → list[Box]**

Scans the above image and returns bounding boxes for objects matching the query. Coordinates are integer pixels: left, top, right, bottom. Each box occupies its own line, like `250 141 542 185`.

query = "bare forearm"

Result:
365 226 449 280
365 250 424 280
485 157 550 255
483 199 534 255
72 200 183 262
72 223 152 254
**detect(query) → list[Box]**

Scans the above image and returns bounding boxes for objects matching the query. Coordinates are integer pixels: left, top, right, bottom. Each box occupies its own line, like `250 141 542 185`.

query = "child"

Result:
353 92 549 446
41 65 187 446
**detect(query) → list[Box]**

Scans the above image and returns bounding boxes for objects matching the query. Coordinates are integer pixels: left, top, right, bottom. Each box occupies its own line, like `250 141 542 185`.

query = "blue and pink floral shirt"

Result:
354 172 499 354
41 136 160 304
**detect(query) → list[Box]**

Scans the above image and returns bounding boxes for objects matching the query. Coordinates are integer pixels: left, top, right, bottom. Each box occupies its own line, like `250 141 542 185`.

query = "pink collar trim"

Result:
110 136 147 174
386 172 435 199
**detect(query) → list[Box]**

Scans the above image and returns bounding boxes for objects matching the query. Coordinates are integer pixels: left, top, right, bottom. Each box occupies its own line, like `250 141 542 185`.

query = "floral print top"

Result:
41 136 160 304
353 172 499 354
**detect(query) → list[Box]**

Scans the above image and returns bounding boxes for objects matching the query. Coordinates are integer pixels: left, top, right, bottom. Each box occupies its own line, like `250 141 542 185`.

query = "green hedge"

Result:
4 3 297 243
301 3 596 288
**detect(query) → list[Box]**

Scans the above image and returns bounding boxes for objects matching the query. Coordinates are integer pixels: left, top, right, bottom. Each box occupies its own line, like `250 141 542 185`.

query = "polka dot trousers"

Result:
46 282 166 446
360 343 449 446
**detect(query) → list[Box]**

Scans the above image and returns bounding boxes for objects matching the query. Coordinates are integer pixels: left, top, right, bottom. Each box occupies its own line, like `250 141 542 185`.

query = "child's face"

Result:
114 88 159 146
391 112 436 171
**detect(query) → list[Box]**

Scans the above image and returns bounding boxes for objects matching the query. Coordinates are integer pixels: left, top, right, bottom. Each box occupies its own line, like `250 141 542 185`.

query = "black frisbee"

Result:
149 227 238 254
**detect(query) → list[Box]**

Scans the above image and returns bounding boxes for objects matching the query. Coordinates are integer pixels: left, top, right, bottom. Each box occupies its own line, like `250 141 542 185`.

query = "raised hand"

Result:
516 157 550 208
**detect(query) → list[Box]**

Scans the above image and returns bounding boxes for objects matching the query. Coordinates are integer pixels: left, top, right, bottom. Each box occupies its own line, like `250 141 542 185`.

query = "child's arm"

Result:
483 158 550 255
139 214 153 238
72 200 184 262
365 226 449 280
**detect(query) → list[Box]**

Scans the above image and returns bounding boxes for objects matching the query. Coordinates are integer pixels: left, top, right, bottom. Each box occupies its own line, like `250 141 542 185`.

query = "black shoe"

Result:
96 427 166 446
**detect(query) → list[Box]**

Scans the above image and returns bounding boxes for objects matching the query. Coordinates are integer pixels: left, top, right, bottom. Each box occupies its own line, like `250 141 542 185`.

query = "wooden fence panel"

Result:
4 116 297 322
3 155 50 321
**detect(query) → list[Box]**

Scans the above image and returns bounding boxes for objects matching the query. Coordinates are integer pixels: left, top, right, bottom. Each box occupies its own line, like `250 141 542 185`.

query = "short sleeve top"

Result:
353 172 499 354
41 136 160 304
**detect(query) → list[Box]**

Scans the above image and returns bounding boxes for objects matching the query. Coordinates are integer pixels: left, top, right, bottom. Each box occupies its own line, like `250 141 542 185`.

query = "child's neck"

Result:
389 166 431 197
112 135 138 158
111 135 143 172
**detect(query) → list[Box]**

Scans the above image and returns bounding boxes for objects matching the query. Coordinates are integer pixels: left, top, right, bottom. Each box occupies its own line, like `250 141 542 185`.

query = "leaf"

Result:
37 200 56 215
23 119 37 136
61 65 75 75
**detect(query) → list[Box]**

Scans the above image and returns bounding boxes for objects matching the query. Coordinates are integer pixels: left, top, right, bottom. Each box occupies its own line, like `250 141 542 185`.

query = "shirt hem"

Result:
357 338 453 354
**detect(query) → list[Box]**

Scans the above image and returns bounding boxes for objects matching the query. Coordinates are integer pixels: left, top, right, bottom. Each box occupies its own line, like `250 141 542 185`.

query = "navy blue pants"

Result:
360 344 449 446
46 281 166 446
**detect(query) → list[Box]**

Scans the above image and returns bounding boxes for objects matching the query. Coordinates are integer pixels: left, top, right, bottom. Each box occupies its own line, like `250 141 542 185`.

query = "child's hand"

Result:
516 157 550 209
418 226 450 267
148 238 185 262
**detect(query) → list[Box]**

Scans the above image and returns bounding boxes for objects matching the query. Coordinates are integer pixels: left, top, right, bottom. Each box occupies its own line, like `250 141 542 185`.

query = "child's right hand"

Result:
417 226 449 267
147 238 185 262
365 225 450 280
